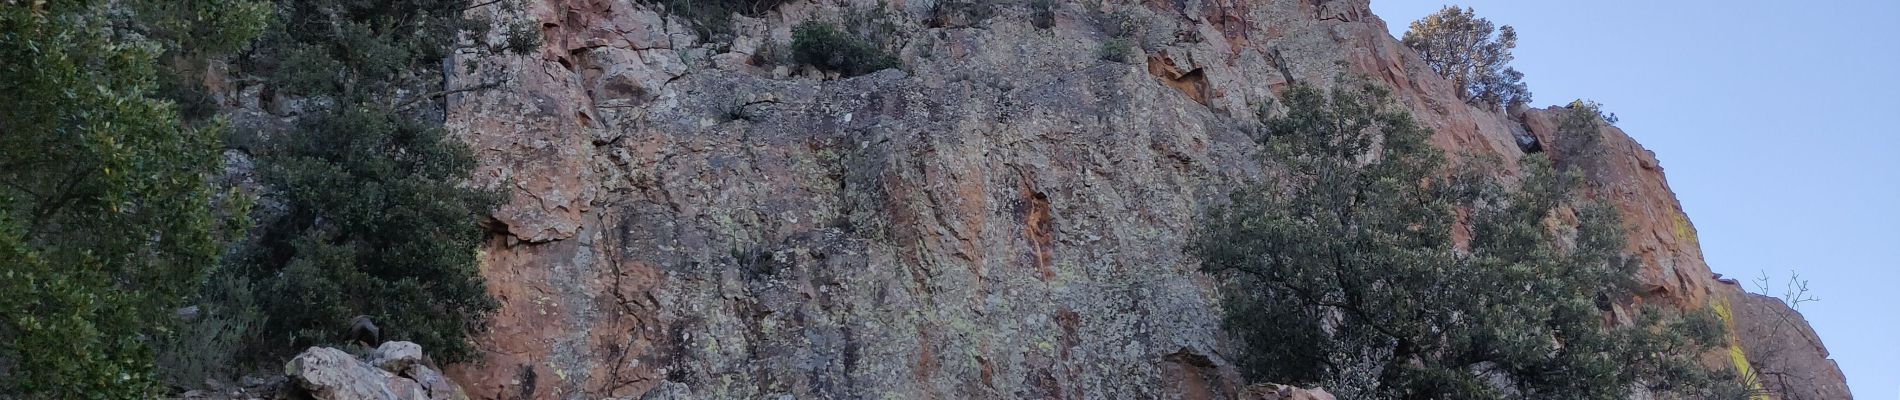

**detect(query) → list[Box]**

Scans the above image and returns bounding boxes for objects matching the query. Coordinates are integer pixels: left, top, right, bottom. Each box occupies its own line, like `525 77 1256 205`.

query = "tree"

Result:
0 0 264 397
1401 7 1531 110
241 105 503 362
222 0 514 363
1736 272 1827 399
1193 79 1743 399
1550 99 1618 176
792 21 901 77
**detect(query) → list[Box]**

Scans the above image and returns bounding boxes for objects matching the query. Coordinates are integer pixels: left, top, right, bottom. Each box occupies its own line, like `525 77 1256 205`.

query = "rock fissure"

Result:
430 0 1850 399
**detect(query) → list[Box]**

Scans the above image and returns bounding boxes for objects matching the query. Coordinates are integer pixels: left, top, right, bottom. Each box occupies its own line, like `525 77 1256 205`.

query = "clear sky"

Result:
1370 1 1899 398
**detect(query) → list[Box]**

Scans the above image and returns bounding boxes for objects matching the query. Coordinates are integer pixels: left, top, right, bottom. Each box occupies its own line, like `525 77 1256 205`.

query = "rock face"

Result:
1241 384 1335 400
1521 106 1851 399
1723 289 1853 399
435 0 1848 398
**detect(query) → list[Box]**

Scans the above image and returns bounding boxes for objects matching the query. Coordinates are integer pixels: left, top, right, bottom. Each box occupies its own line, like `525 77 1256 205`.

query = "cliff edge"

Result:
426 0 1848 398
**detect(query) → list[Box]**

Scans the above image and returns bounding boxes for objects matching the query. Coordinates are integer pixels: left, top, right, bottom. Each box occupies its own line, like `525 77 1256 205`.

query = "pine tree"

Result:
1401 7 1531 110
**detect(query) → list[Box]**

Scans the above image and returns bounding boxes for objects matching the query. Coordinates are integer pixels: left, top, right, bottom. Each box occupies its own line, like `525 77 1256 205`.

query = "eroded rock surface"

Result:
1241 383 1336 400
434 0 1849 398
284 343 467 400
1723 287 1853 399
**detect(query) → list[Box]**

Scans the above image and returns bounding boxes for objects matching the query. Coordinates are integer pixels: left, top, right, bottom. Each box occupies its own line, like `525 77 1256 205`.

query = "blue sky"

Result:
1370 1 1899 398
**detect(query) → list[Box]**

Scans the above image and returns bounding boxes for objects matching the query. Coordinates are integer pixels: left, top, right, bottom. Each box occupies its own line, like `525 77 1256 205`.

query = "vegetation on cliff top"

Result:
1403 6 1532 110
792 21 901 77
1194 78 1746 399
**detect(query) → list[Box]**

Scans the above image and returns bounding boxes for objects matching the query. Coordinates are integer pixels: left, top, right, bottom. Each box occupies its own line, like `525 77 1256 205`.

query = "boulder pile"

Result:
282 342 468 400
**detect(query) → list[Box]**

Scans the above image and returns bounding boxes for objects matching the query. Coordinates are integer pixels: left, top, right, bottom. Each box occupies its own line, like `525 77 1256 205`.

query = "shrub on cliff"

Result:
0 0 264 397
1193 78 1745 399
1549 99 1622 185
1402 6 1531 110
1099 38 1137 63
221 0 510 364
792 21 900 77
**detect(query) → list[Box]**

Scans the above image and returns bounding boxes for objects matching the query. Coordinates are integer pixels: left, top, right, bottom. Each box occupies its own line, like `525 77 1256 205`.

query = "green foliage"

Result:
1584 101 1620 125
239 106 503 362
1553 99 1616 177
1401 6 1530 110
1193 79 1744 399
217 0 506 364
1095 7 1145 63
249 0 487 99
792 21 901 77
135 0 272 120
0 0 262 397
1099 38 1136 63
504 20 544 54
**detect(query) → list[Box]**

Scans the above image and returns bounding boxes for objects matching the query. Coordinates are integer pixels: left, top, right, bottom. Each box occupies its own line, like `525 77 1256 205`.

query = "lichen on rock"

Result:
430 0 1848 398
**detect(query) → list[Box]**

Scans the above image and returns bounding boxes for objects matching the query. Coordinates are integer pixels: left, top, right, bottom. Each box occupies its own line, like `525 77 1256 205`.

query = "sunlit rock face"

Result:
436 0 1845 398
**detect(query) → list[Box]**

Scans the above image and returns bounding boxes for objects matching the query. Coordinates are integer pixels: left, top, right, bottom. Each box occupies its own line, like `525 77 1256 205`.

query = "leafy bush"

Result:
226 0 508 364
1401 6 1531 110
0 0 264 397
503 20 544 54
1099 38 1136 63
1193 78 1744 399
1550 99 1619 179
792 21 900 77
241 106 503 363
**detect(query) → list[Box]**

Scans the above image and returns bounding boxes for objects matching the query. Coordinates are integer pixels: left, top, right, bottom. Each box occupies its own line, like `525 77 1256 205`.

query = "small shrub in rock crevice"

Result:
1099 38 1136 63
1095 7 1146 63
791 21 900 77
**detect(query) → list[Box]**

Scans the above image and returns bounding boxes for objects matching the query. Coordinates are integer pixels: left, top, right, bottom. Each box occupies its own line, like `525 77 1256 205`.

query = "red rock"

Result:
435 0 1848 397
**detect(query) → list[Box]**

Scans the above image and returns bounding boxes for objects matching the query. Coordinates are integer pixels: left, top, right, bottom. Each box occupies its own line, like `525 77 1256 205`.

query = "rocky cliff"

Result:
427 0 1848 398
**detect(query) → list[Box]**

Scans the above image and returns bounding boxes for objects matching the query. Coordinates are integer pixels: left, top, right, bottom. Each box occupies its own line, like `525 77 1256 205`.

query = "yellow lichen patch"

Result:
1712 297 1770 400
1671 209 1699 247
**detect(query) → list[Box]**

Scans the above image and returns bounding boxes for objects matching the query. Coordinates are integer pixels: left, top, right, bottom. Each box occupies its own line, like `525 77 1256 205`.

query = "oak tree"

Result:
1195 79 1745 399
